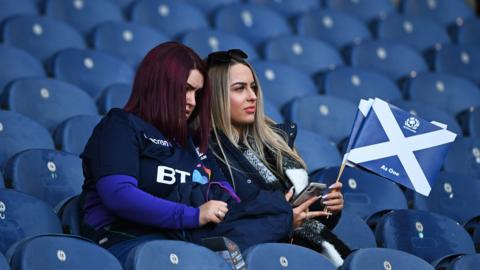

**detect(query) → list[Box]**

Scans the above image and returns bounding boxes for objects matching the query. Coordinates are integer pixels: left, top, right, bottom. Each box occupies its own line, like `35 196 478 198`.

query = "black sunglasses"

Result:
206 49 248 67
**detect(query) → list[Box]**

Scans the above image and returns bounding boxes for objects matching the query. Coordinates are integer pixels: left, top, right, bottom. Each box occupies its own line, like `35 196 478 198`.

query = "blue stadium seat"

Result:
458 106 480 137
124 240 231 270
434 45 480 85
343 248 435 270
313 166 408 224
401 0 474 27
376 209 476 266
0 110 54 167
474 225 480 252
92 21 168 69
322 67 401 103
455 18 480 47
264 36 343 76
53 114 101 155
324 0 396 22
412 172 480 226
296 9 371 50
251 61 317 110
96 83 131 114
243 243 336 270
8 234 122 270
1 77 98 132
0 45 45 95
51 48 134 98
185 0 241 15
3 149 83 208
56 195 81 235
407 72 480 116
0 0 37 24
45 0 124 36
283 95 357 144
443 137 480 178
295 129 341 174
110 0 136 13
447 254 480 270
181 29 258 60
214 4 292 48
247 0 319 19
331 210 377 250
0 173 4 188
0 251 9 270
0 189 62 253
376 14 450 52
392 100 463 135
263 99 283 123
349 40 429 82
131 0 208 39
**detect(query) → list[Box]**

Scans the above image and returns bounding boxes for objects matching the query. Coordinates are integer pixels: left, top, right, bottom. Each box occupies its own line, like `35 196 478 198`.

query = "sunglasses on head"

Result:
207 49 248 67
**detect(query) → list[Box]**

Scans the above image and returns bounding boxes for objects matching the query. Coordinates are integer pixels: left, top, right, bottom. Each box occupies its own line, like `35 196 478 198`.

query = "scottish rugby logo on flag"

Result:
344 98 457 196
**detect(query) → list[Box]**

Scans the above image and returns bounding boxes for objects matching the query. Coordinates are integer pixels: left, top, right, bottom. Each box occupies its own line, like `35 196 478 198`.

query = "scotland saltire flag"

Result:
344 98 457 196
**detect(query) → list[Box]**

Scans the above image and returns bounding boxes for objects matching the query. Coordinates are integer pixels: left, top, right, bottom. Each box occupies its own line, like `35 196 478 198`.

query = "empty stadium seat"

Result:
51 48 134 98
0 251 9 270
322 67 401 103
349 40 429 82
247 0 319 19
314 166 408 225
2 15 86 64
376 14 450 52
131 0 208 39
0 189 62 253
0 110 54 167
263 99 283 123
455 18 480 47
185 0 241 15
8 234 122 270
401 0 474 27
443 137 480 178
1 77 98 132
243 243 336 270
434 45 480 85
110 0 136 12
56 195 81 235
251 61 317 110
324 0 396 22
214 4 292 48
295 129 341 174
0 0 37 24
375 209 476 266
296 9 371 49
45 0 124 36
0 45 45 95
447 254 480 270
474 225 480 252
342 248 435 270
124 240 231 270
458 106 480 137
92 21 168 69
283 95 357 143
0 174 4 188
53 114 101 155
96 83 131 114
181 29 258 59
264 36 343 76
331 210 377 250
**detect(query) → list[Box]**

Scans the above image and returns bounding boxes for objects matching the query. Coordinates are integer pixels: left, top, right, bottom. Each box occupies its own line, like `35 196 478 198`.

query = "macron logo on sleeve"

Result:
144 133 171 147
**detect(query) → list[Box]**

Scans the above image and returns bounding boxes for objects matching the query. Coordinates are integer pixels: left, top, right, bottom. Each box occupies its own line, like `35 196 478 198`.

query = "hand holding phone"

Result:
290 182 327 207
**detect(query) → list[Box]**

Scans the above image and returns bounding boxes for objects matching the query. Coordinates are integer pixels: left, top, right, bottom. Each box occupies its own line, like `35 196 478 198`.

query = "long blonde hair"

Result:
209 58 307 184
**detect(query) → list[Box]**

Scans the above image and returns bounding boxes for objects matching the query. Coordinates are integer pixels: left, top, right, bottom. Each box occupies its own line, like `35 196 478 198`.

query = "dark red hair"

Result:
124 42 211 152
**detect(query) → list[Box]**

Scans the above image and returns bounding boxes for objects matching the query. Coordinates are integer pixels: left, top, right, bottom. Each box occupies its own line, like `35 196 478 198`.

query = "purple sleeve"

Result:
96 175 200 229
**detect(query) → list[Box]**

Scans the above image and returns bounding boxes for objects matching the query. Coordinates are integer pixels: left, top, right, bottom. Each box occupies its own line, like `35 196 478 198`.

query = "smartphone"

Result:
291 182 327 207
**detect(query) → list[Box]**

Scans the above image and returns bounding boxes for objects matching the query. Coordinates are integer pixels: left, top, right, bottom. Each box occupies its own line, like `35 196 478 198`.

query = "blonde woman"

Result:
207 49 351 266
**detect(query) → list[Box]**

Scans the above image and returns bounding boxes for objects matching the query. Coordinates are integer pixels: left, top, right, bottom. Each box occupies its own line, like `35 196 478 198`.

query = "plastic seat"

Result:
296 9 371 49
1 77 98 132
0 110 54 167
124 240 231 270
443 137 480 178
324 0 396 22
0 174 4 188
251 61 317 110
181 29 258 60
56 195 81 235
52 48 134 98
0 45 45 95
263 99 283 123
95 83 131 115
45 0 124 36
246 0 319 19
8 234 122 270
53 114 102 155
0 0 37 24
376 14 450 52
92 21 168 69
349 40 428 82
474 225 480 252
0 189 62 253
331 210 377 250
342 248 434 270
264 36 343 76
131 0 208 39
401 0 474 27
186 0 241 15
295 129 341 174
243 243 336 270
0 252 9 270
323 67 401 103
283 95 357 144
434 45 480 85
110 0 136 12
447 254 480 270
456 18 480 47
214 4 292 48
458 106 480 137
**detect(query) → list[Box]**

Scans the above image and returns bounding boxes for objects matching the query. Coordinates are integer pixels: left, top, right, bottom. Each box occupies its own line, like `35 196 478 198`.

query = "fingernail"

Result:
329 184 335 189
322 194 328 199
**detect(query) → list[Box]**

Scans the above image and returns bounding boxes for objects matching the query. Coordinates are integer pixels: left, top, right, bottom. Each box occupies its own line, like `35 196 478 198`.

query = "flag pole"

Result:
324 160 347 218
